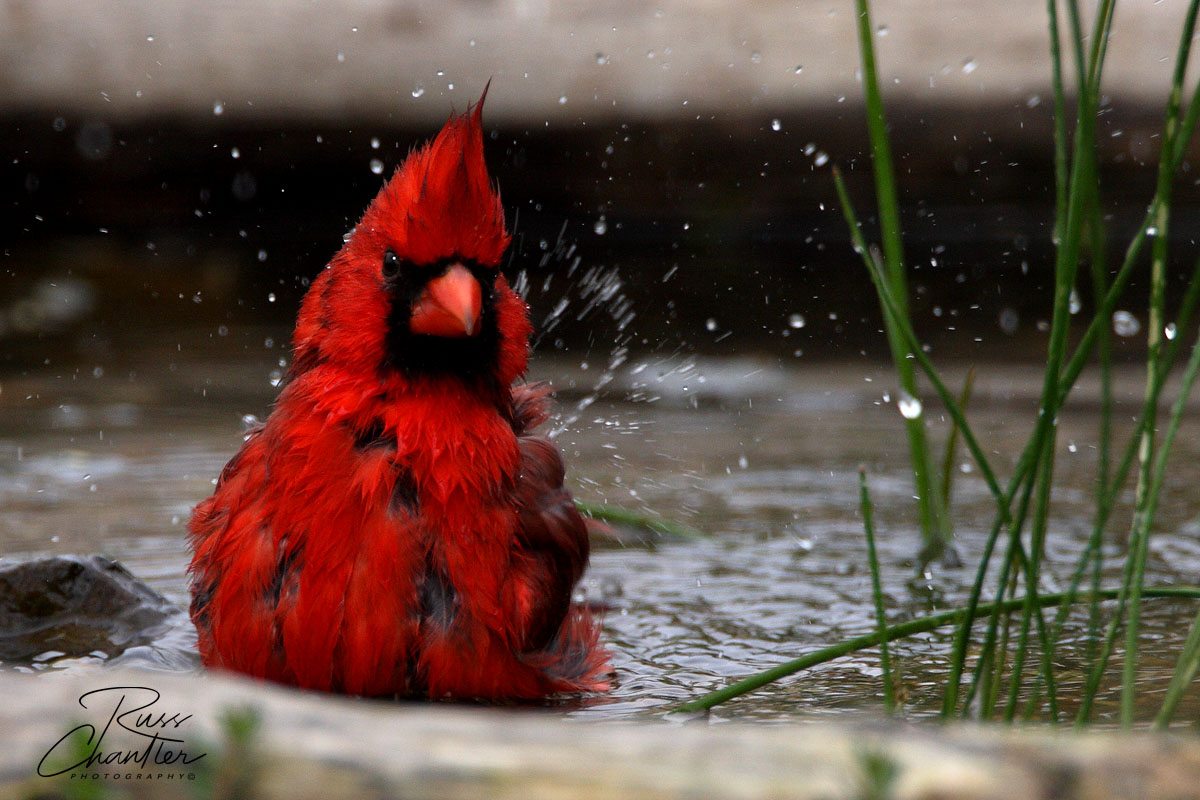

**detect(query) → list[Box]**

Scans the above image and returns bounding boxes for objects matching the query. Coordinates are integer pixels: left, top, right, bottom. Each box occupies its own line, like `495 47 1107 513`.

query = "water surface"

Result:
3 340 1199 724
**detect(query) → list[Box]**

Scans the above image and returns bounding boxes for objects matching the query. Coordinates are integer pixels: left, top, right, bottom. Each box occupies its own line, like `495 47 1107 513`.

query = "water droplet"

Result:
1069 288 1082 315
998 307 1019 334
961 58 978 74
813 151 829 167
52 117 66 132
750 51 762 64
897 392 923 419
771 118 782 132
370 137 380 149
558 95 568 105
788 313 806 329
369 158 384 175
705 318 718 332
793 65 804 74
593 217 607 235
267 292 276 303
737 454 749 469
1146 226 1159 237
1112 310 1141 337
877 25 889 36
230 146 240 159
212 100 224 116
257 249 268 262
1067 440 1077 453
1165 322 1178 340
596 52 609 65
336 51 345 62
411 85 425 98
146 35 155 42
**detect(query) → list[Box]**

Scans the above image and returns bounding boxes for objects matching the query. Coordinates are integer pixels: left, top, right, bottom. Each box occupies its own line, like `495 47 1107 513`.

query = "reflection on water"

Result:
2 347 1199 724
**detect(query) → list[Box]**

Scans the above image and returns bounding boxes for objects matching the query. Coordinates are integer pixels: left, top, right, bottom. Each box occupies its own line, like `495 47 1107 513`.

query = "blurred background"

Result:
2 0 1196 373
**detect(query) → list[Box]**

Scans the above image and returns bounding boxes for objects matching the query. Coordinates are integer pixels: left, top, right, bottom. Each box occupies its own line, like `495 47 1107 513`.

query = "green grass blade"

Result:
1154 607 1200 728
832 169 1003 514
939 367 976 513
675 587 1200 714
1119 0 1199 728
860 469 896 713
574 500 707 541
850 0 950 563
1078 277 1200 727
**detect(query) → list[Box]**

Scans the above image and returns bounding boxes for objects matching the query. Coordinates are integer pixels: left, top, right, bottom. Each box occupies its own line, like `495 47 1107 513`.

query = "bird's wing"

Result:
504 383 591 653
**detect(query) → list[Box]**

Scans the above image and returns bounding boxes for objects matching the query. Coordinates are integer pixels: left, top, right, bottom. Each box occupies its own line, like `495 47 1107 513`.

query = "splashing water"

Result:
1112 310 1141 338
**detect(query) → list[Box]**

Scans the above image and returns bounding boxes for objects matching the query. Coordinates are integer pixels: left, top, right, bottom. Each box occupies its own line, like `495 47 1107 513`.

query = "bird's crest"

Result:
358 87 509 267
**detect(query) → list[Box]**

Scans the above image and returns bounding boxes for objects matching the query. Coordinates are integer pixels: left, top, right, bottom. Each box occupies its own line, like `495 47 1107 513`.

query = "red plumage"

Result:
188 93 611 699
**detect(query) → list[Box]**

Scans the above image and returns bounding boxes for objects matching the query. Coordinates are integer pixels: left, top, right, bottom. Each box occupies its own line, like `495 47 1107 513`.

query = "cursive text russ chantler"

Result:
38 686 207 779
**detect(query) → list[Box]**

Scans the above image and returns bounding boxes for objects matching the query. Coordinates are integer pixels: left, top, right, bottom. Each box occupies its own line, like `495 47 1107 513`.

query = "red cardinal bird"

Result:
188 92 611 699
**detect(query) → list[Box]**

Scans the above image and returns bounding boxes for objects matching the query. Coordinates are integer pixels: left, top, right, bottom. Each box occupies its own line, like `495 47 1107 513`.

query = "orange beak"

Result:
408 263 482 338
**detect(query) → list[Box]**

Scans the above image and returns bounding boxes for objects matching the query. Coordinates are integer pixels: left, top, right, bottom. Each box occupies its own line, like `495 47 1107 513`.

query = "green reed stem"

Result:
851 0 950 564
939 367 976 513
832 170 1003 511
1004 434 1059 723
990 582 1015 716
968 472 1038 719
944 0 1117 718
835 165 1048 717
1146 330 1200 721
847 184 1178 718
1048 0 1072 249
1078 284 1200 727
574 500 707 541
826 0 1200 724
1154 606 1200 728
860 469 896 713
1120 0 1200 728
676 587 1200 714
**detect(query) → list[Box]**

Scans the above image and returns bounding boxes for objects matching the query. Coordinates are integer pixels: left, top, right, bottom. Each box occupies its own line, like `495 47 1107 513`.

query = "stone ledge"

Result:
0 0 1189 123
2 669 1199 800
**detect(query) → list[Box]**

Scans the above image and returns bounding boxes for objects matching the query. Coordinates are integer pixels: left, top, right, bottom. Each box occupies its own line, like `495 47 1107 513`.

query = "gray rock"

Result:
0 554 180 663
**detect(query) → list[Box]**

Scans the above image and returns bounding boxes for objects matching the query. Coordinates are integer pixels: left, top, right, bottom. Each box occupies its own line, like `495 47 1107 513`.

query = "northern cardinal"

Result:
188 91 611 699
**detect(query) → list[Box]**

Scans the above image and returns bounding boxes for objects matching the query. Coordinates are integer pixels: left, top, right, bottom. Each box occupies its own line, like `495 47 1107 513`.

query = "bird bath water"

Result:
2 333 1199 723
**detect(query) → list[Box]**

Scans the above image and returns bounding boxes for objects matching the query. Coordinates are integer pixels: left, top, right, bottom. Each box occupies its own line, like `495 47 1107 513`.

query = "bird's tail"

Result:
525 605 612 694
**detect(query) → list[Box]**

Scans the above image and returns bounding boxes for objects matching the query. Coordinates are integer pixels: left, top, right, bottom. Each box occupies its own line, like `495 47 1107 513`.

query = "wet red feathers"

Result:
188 94 611 698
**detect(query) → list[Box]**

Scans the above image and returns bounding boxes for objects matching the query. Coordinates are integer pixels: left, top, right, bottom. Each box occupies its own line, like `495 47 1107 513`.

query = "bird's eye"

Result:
382 250 400 278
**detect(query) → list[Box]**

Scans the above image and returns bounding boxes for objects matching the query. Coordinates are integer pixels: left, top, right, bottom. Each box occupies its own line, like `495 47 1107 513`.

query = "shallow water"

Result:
3 339 1200 724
